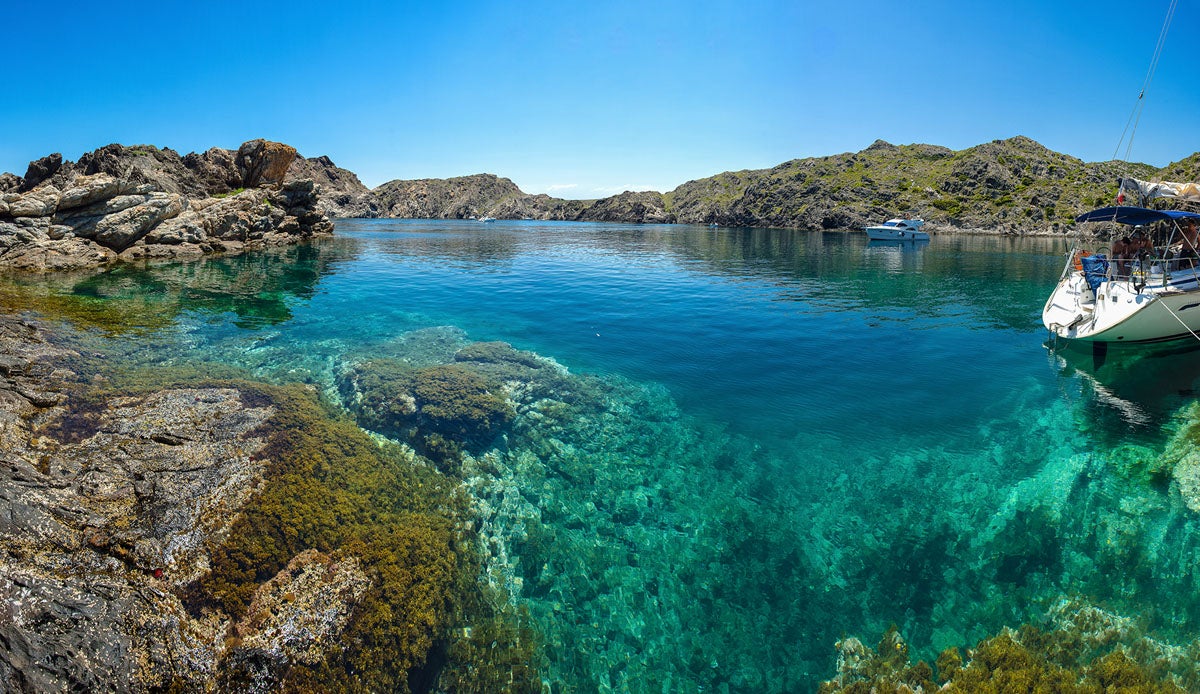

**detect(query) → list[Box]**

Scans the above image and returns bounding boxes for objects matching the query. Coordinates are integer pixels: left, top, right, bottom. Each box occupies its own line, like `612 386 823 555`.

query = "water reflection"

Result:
1 241 353 332
1050 338 1200 439
332 219 1069 333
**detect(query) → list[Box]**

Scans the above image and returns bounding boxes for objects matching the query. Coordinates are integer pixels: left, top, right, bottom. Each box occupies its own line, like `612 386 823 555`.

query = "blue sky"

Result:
3 0 1197 198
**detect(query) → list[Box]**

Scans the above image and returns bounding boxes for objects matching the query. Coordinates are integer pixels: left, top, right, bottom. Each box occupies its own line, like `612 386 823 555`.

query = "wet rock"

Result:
0 314 283 690
221 550 369 687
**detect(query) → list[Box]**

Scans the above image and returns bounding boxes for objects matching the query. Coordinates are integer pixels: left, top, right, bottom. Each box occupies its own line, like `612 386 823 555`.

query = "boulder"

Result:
0 236 116 271
236 140 297 188
88 193 186 251
6 186 61 218
56 173 128 212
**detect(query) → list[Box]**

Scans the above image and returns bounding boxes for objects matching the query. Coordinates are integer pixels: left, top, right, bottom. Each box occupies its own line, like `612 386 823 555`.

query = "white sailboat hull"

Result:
1043 272 1200 344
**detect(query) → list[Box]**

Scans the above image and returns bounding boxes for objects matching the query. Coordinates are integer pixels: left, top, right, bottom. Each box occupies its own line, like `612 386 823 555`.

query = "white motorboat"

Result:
1043 203 1200 346
479 216 497 223
863 218 927 241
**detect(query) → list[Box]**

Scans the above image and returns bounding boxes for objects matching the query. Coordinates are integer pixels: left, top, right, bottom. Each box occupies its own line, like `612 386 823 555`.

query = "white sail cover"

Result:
1121 177 1200 202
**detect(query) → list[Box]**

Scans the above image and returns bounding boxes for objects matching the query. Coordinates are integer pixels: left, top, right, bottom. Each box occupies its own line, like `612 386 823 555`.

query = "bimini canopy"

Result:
1074 206 1200 226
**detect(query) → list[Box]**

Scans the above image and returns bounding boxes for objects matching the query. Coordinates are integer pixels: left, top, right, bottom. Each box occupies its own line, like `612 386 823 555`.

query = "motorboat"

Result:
479 216 496 223
863 218 928 241
1042 203 1200 347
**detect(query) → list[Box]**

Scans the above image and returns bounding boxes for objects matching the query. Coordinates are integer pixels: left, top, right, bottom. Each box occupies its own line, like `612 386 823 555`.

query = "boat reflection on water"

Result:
1048 337 1200 435
863 237 928 274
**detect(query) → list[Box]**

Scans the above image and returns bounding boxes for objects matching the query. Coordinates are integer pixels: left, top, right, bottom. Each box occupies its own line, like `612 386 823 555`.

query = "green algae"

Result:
819 605 1198 694
0 273 178 335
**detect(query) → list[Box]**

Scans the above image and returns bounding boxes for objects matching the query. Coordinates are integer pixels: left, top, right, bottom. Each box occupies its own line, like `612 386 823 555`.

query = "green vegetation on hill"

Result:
357 137 1198 234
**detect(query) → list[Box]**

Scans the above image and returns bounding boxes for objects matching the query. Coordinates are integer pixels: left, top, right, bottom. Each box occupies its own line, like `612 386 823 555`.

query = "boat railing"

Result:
1105 249 1200 287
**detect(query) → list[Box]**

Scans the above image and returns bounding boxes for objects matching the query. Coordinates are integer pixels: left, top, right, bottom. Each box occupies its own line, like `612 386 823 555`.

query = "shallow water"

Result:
13 219 1200 691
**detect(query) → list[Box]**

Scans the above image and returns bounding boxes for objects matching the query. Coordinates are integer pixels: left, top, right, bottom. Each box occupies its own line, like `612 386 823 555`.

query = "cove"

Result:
10 219 1200 691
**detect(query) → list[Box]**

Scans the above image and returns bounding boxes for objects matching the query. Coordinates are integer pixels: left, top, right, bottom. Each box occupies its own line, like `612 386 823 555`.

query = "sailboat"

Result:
1042 183 1200 345
1041 0 1200 349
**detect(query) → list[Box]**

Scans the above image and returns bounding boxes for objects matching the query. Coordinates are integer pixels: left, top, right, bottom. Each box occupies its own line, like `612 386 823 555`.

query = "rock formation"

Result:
0 140 334 271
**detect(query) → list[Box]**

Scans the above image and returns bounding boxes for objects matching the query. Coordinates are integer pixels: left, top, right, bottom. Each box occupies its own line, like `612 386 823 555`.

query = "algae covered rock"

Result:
818 600 1196 693
339 359 514 462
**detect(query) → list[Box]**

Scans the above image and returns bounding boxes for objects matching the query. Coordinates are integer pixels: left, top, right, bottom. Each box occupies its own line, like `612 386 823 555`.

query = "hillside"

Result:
312 137 1199 235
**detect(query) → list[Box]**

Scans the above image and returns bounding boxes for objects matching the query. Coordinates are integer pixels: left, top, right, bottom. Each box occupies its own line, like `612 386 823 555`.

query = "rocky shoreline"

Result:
0 140 333 271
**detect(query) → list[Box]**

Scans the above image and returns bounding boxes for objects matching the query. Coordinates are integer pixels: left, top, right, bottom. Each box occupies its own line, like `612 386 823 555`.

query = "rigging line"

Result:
1113 0 1178 162
1159 297 1200 344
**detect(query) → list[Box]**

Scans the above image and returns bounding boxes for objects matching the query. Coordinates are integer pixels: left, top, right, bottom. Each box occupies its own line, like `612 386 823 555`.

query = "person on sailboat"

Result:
1111 235 1133 276
1180 219 1199 269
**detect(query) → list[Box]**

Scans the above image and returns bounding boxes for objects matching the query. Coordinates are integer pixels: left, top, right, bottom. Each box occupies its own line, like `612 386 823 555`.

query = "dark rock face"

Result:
20 153 62 191
0 140 334 270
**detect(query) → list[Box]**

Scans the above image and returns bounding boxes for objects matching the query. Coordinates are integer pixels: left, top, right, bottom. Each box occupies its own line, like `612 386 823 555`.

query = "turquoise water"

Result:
19 219 1200 690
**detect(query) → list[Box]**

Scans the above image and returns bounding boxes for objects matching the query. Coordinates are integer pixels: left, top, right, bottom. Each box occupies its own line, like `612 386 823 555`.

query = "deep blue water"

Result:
16 219 1200 691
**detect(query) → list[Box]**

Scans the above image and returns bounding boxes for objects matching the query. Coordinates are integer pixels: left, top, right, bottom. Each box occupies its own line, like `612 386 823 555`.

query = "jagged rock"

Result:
286 154 381 218
0 173 21 193
20 153 62 191
182 146 241 194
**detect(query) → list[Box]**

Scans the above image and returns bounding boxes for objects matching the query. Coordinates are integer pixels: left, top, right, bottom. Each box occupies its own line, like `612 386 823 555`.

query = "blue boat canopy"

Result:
1075 206 1200 225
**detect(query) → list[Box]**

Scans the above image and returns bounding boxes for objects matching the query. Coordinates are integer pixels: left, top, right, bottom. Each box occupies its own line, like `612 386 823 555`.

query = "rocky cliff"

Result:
0 140 334 271
331 137 1200 235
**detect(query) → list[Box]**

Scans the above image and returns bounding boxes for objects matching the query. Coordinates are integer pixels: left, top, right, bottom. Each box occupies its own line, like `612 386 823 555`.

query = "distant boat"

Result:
479 216 496 223
863 218 927 241
708 222 719 228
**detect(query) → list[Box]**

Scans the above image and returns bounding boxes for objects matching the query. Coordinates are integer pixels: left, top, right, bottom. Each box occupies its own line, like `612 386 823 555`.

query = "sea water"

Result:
14 219 1200 691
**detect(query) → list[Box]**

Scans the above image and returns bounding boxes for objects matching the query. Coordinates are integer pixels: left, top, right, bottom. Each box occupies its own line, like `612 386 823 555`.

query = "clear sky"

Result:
3 0 1197 198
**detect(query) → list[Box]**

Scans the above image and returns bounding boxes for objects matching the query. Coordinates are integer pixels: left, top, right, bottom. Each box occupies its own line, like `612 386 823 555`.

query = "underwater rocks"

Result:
338 358 515 466
0 314 376 691
0 140 334 271
818 599 1199 692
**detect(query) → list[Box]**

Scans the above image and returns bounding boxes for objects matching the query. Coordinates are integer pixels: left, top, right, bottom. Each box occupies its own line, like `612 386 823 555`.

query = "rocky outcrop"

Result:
0 140 334 271
374 173 526 219
285 155 383 218
0 314 372 691
576 190 674 223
